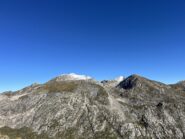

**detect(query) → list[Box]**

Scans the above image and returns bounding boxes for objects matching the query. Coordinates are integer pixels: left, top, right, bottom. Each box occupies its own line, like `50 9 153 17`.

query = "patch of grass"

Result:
55 127 80 139
43 81 78 93
94 127 117 139
0 127 51 139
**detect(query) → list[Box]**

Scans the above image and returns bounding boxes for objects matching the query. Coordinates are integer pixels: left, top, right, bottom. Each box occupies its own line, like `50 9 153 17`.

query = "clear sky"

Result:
0 0 185 92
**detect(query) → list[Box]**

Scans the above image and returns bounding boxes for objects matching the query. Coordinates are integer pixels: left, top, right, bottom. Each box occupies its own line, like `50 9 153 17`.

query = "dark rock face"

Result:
117 74 168 91
117 75 140 89
0 74 185 139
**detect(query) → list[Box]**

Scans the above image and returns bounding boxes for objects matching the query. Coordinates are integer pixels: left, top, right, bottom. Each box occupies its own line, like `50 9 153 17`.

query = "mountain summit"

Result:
0 74 185 139
117 74 168 90
53 73 93 81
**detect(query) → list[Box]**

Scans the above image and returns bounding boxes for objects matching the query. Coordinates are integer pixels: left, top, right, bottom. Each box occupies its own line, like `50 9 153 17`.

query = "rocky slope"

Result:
0 73 185 139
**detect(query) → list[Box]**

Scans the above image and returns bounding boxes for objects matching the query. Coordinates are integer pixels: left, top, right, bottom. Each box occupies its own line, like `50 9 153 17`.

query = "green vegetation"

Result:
43 81 78 93
0 127 51 139
55 127 80 139
0 126 120 139
93 128 117 139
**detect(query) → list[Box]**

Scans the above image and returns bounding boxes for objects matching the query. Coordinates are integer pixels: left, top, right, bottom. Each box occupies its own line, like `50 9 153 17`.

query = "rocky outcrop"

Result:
0 74 185 139
101 76 124 87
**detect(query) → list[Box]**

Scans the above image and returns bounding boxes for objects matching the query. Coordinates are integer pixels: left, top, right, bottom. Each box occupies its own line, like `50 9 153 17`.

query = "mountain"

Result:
170 81 185 92
0 73 185 139
117 74 168 90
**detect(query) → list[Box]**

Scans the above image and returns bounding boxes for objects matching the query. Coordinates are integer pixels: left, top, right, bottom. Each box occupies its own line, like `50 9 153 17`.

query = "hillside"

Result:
0 74 185 139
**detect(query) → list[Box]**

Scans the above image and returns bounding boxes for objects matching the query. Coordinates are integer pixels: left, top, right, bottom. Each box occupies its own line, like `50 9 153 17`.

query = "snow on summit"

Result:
115 76 124 82
56 73 92 81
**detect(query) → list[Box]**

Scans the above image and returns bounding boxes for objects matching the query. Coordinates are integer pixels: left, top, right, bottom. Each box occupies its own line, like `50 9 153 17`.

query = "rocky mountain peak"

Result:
117 74 147 89
177 80 185 85
170 80 185 91
117 74 168 91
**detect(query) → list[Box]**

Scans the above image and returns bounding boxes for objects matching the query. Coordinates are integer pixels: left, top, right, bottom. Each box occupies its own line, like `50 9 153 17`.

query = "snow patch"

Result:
56 73 92 81
115 76 124 82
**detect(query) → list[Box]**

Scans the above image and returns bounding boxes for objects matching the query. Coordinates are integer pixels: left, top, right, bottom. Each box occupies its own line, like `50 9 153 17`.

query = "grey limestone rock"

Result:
0 74 185 139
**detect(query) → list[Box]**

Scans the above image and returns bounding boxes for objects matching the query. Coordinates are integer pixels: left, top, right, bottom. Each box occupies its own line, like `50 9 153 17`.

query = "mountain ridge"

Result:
1 73 184 94
0 73 185 139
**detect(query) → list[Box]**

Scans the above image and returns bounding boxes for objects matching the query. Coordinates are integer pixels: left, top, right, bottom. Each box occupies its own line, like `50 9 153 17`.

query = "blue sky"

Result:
0 0 185 92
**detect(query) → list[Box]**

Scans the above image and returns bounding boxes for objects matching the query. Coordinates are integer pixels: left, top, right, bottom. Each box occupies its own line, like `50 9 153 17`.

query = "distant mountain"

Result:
0 73 185 139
